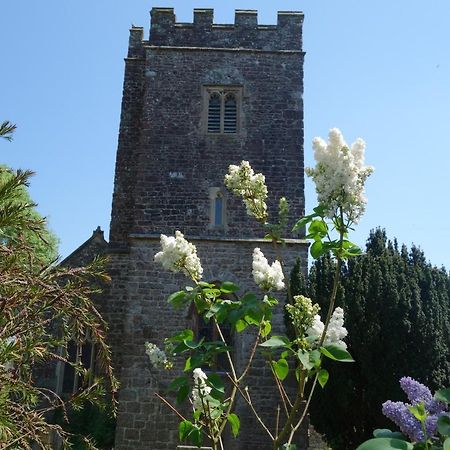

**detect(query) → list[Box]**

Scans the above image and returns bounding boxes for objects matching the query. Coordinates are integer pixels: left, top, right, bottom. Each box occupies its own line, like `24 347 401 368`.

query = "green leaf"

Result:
408 403 426 421
221 281 239 293
227 413 240 437
320 344 354 362
308 219 328 236
179 420 193 441
261 321 271 337
204 302 221 320
207 373 225 395
273 358 289 381
292 215 313 231
313 204 327 216
168 329 194 343
168 290 188 307
244 310 263 325
189 426 202 447
281 444 297 450
355 438 414 450
435 388 450 404
310 349 322 368
259 335 290 348
241 292 258 304
298 350 313 370
184 355 201 371
235 319 248 332
263 295 278 307
184 339 203 349
167 376 188 392
184 356 192 372
374 429 407 440
176 384 189 404
310 240 323 259
318 369 329 388
438 415 450 436
443 437 450 450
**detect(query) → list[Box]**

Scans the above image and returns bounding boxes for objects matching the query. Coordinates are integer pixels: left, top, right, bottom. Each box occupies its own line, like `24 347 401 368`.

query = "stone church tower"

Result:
107 8 307 450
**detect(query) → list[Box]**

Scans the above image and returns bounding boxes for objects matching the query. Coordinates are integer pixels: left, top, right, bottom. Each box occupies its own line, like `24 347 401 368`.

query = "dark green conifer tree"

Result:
293 228 450 449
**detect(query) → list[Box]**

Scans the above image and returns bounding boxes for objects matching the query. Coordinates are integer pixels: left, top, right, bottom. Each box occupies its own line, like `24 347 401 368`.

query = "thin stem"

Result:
275 404 280 439
269 358 291 417
154 392 188 422
237 328 261 382
202 389 215 444
213 318 240 440
228 375 275 441
286 374 319 445
214 318 237 380
274 386 303 447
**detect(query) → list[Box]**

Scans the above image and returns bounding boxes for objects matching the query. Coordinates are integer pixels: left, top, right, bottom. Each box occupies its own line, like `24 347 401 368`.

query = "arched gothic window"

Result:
204 87 242 134
209 187 226 228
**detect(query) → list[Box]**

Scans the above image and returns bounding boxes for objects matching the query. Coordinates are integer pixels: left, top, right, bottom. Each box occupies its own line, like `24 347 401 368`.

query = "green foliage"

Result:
54 404 116 449
0 129 117 448
298 228 450 449
0 121 16 142
356 438 413 450
0 165 59 264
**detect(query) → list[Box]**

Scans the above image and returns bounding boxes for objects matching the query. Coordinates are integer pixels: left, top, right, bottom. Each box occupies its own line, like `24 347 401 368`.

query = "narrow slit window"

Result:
214 193 223 226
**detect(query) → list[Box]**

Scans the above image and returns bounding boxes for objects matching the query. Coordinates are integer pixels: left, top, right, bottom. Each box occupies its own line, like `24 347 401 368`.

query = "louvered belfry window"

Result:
208 93 221 133
224 94 237 133
205 87 241 134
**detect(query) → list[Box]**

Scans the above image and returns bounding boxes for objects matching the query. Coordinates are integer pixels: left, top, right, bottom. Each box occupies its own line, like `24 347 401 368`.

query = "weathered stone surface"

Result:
106 7 307 450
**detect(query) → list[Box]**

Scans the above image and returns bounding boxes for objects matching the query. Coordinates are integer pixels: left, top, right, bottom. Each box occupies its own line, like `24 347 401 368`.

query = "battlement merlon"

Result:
142 8 303 51
127 26 144 58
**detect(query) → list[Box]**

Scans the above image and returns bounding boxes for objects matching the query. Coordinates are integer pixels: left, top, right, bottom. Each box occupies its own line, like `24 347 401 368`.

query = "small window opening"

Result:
214 193 223 226
204 87 241 134
209 188 226 228
61 337 95 395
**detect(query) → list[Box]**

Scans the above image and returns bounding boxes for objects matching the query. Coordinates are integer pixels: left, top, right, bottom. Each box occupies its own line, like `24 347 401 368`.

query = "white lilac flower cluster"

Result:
154 230 203 281
285 295 320 336
144 342 172 370
306 307 348 348
305 128 374 223
252 248 285 291
224 160 268 222
192 368 213 412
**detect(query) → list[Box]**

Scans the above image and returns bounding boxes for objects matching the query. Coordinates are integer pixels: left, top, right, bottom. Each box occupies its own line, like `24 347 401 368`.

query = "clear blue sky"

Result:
2 1 450 267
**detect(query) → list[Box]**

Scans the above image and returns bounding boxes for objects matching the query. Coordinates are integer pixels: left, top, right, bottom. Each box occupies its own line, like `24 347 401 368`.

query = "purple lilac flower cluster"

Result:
382 377 449 442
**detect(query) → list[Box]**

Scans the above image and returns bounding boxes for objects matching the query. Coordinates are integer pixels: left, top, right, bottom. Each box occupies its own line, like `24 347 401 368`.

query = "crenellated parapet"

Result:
139 7 303 51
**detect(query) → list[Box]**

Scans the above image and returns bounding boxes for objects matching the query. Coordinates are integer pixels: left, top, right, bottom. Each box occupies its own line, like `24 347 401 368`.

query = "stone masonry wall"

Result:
112 237 307 450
